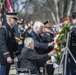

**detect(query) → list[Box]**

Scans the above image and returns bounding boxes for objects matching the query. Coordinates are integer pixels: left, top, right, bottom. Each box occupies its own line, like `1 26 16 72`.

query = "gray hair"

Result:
33 21 44 31
24 37 33 47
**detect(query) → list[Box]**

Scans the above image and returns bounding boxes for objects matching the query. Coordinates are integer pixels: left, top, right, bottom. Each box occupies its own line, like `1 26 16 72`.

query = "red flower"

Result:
56 32 60 35
56 39 59 43
53 48 57 51
61 22 64 26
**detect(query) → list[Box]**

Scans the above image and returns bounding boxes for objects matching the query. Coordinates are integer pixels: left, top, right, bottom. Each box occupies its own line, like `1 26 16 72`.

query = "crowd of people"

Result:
0 12 76 75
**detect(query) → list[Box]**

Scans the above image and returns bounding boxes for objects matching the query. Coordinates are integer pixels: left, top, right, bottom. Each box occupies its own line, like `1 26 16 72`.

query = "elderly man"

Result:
30 21 54 54
30 21 54 74
19 37 55 75
0 12 19 75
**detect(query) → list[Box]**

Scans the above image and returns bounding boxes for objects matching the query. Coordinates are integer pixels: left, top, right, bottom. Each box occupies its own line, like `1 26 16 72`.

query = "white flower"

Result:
59 28 62 32
54 44 58 48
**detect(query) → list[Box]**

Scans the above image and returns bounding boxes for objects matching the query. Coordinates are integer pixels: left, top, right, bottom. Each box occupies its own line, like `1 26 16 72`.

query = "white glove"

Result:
18 42 22 45
14 57 18 62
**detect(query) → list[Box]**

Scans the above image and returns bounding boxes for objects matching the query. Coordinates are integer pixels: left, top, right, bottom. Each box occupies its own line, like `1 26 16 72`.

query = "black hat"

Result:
71 12 76 19
6 12 18 20
44 21 49 25
43 21 51 28
17 19 24 24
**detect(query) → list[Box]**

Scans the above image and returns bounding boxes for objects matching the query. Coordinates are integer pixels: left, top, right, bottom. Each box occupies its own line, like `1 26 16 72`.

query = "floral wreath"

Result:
53 18 70 65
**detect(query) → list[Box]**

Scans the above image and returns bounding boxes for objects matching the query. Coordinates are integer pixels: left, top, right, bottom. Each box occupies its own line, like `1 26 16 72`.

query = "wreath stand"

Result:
57 32 76 75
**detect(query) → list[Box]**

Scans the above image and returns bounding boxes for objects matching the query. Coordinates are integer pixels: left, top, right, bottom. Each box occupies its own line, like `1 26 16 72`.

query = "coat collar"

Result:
5 23 15 32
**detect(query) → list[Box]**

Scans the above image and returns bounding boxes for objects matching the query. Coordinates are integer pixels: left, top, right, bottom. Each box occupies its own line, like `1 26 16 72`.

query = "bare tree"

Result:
14 0 75 24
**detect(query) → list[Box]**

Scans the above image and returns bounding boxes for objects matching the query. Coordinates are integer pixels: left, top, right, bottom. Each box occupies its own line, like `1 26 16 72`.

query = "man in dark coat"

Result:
19 37 55 75
0 12 19 75
43 21 54 53
30 21 54 74
30 21 54 54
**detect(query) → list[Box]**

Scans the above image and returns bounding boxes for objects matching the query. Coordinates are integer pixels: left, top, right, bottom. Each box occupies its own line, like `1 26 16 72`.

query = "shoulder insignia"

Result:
0 26 8 39
3 52 9 55
0 26 6 29
1 26 6 28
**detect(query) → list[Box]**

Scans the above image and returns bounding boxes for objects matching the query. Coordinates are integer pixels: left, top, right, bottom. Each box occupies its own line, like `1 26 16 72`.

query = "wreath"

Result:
53 22 70 65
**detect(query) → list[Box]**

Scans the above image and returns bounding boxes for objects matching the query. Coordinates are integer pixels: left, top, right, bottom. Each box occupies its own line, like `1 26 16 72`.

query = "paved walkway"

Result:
9 65 62 75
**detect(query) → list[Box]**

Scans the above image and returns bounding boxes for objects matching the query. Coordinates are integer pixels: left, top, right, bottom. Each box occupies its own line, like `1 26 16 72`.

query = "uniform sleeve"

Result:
0 27 10 59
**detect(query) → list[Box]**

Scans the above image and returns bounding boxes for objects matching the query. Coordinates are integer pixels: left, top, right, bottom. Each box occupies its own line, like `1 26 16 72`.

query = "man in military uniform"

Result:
42 21 54 75
14 19 25 53
0 12 19 75
69 12 76 75
66 12 76 75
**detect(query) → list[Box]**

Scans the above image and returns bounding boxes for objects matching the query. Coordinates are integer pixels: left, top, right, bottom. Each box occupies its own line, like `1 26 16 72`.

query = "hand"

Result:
46 60 52 65
7 57 13 63
48 50 56 56
48 42 54 46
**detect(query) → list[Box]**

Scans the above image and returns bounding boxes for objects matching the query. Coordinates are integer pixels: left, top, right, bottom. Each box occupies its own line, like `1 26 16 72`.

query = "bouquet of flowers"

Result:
53 21 70 65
